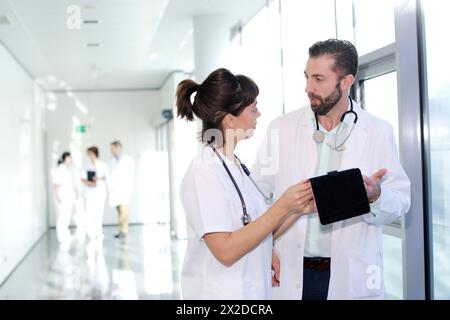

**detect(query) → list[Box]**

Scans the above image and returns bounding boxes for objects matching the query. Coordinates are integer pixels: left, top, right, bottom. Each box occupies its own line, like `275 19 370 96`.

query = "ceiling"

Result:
0 0 266 91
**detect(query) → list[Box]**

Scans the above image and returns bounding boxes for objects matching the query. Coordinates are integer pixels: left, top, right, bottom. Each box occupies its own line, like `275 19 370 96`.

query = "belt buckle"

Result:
304 257 330 271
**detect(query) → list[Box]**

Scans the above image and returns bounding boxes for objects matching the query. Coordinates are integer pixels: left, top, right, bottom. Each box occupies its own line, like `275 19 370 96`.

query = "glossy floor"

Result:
2 224 446 300
0 225 186 300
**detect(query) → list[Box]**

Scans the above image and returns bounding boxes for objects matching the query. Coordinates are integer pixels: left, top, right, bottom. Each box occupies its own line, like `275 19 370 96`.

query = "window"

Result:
360 71 403 299
280 0 336 113
228 1 284 165
362 71 400 148
353 0 397 55
352 3 402 297
422 0 450 299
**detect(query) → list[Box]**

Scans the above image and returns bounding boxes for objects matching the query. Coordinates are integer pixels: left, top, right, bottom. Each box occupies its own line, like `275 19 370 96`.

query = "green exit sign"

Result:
75 125 87 133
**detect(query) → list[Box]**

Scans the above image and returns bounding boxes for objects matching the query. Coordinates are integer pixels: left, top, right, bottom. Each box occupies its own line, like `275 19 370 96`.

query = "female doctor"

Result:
81 146 108 241
177 68 315 300
52 152 79 244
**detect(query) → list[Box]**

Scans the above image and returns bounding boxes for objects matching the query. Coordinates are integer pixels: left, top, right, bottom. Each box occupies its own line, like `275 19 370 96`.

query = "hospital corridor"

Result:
0 225 186 299
1 0 450 303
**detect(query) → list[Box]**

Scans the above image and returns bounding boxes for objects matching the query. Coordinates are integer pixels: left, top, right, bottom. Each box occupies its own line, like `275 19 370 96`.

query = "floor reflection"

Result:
0 225 186 300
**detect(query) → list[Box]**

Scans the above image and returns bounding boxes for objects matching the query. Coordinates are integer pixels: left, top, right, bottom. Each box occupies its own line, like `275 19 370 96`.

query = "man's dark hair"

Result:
111 141 122 148
309 39 359 77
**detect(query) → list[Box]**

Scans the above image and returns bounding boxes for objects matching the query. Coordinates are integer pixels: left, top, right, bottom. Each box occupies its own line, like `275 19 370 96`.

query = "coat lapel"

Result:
296 108 318 180
340 103 368 170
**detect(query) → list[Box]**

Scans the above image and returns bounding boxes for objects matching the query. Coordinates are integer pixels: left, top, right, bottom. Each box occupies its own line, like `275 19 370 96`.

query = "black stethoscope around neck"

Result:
210 145 274 226
312 96 358 151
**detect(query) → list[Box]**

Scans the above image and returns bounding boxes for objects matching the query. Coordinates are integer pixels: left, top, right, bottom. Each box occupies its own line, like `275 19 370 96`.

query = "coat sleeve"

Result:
363 123 411 226
180 165 235 239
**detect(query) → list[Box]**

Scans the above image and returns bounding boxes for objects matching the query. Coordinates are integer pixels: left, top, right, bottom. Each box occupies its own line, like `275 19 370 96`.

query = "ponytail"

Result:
58 152 71 166
176 79 199 121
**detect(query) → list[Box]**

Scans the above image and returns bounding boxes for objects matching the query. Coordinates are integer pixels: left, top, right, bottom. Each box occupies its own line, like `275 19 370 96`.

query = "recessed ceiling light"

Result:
86 43 100 47
90 64 101 78
148 53 159 61
0 15 12 25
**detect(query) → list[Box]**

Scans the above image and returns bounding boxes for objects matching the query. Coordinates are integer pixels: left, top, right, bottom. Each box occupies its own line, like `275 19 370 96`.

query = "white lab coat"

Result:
82 160 108 238
180 147 273 300
82 160 108 198
107 155 135 207
52 164 79 242
53 164 78 203
252 102 411 300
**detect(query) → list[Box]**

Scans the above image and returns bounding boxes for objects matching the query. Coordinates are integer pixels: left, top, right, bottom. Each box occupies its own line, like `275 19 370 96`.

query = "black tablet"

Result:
87 171 96 182
309 168 370 225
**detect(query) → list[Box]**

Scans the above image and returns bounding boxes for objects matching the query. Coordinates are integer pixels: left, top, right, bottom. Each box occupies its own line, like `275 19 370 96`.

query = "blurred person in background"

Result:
107 141 135 240
81 146 108 241
52 152 79 244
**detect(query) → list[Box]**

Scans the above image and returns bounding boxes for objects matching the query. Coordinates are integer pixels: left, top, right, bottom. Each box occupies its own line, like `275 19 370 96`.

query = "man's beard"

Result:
309 83 343 116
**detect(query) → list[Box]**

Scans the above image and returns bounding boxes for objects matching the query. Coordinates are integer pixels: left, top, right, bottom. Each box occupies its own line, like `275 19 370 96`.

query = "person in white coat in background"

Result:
176 68 316 300
253 39 411 300
52 152 79 244
81 146 108 241
107 141 135 239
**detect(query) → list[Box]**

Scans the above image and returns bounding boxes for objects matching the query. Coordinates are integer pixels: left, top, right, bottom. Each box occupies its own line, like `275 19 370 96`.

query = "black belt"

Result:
303 257 331 271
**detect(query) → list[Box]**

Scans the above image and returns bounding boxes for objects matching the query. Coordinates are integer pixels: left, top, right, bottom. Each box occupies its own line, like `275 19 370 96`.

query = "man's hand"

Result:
271 250 280 287
363 169 387 203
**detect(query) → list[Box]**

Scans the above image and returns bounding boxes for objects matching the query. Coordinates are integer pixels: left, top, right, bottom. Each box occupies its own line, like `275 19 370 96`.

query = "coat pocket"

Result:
349 253 384 299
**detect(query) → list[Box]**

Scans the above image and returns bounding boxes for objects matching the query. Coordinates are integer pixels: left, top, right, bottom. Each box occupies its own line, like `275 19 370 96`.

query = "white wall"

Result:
45 90 165 227
0 43 47 285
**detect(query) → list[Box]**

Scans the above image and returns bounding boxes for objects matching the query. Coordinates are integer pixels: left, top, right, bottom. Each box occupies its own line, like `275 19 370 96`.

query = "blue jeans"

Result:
302 266 330 300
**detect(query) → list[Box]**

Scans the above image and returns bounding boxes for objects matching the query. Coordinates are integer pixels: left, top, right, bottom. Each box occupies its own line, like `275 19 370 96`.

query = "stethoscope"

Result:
312 96 358 151
210 145 274 226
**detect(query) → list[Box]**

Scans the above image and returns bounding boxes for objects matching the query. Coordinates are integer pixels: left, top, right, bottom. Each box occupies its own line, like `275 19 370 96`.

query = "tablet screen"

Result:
309 168 370 225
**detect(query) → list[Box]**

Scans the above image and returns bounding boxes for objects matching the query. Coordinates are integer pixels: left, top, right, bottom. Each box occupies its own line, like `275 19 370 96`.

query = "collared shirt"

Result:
303 108 353 258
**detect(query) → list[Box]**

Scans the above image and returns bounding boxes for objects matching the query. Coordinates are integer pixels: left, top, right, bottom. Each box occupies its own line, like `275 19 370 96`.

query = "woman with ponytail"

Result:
52 151 78 244
177 68 315 299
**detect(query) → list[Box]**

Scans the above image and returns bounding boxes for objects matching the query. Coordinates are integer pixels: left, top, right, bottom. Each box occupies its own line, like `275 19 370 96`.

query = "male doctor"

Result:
253 39 410 300
108 141 135 239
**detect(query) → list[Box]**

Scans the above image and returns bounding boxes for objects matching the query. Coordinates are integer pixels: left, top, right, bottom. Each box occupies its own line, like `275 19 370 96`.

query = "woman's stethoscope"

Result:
209 97 357 226
210 145 274 226
312 96 358 151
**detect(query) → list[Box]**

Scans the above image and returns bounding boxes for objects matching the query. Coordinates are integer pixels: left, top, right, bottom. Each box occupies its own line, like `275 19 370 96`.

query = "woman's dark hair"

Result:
58 152 71 165
175 68 259 145
87 146 99 158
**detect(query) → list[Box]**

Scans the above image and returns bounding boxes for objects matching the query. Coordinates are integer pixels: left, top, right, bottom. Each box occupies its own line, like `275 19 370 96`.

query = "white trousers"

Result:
85 191 106 240
56 200 75 242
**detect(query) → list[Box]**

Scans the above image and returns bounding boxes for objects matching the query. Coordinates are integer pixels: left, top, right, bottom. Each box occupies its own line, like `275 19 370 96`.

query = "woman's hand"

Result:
272 182 316 241
274 180 314 215
271 250 280 287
